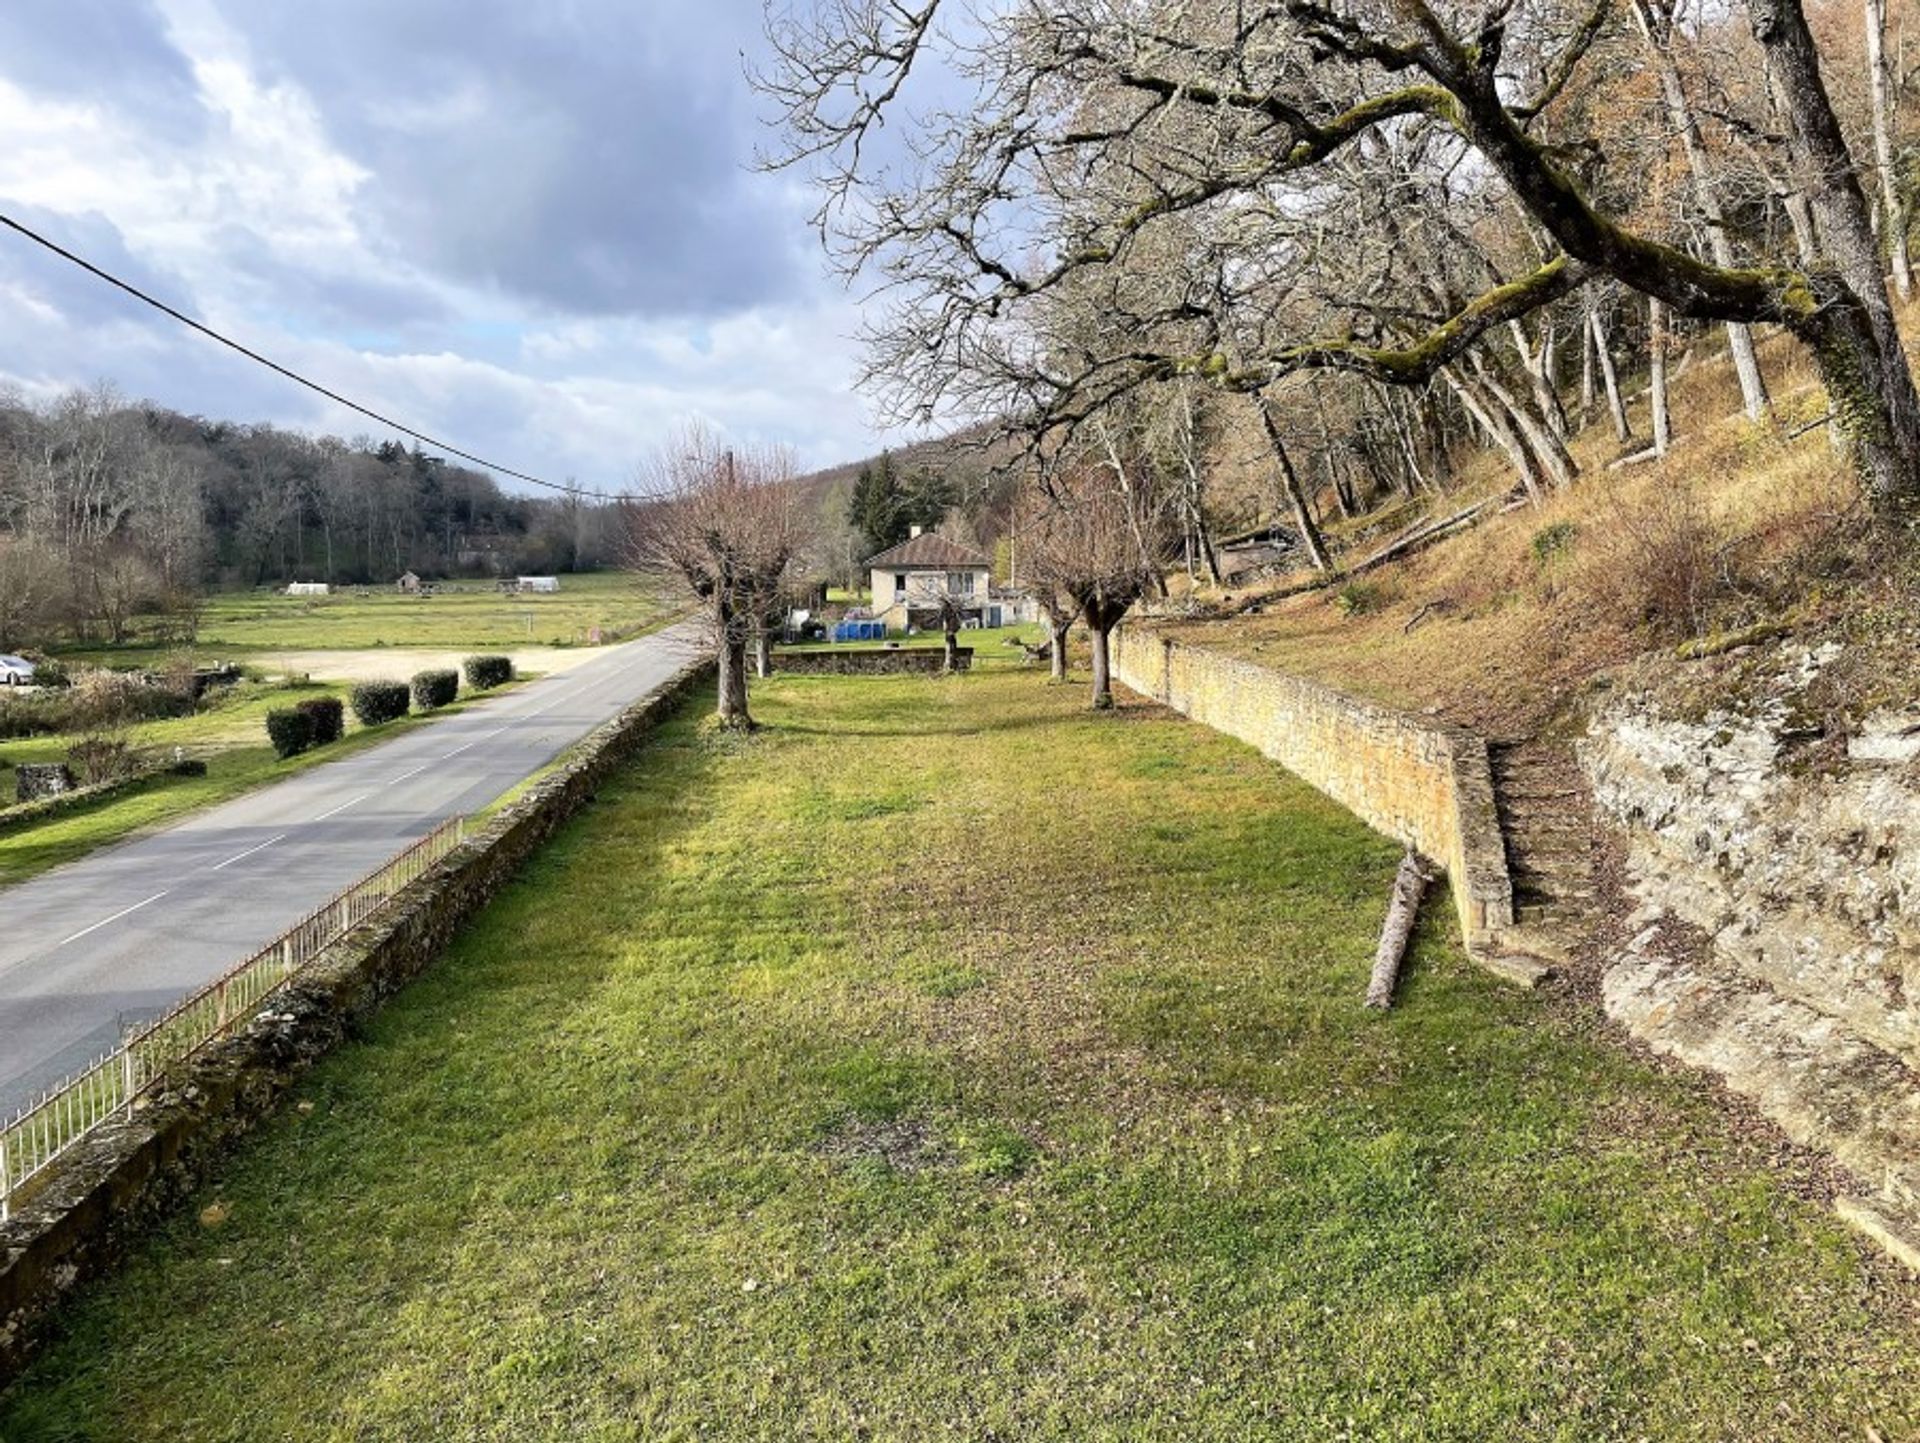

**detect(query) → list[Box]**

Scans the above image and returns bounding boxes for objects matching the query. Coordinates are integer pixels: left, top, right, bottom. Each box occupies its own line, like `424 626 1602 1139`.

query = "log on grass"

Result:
1366 851 1434 1010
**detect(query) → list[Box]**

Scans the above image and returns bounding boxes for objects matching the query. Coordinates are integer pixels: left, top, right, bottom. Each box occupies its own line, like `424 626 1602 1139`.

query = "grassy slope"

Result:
0 680 520 885
4 666 1918 1440
1180 324 1875 736
59 571 669 663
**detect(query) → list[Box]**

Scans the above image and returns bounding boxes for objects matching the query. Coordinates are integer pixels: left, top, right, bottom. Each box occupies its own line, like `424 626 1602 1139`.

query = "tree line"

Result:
0 383 625 648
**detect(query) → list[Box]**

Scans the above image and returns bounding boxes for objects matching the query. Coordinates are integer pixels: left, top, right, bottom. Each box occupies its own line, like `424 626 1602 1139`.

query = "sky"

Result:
0 0 913 491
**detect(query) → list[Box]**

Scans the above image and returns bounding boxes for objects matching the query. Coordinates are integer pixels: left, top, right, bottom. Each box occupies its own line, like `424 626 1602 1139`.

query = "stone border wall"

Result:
774 647 972 674
1112 627 1514 955
0 658 711 1386
0 761 207 836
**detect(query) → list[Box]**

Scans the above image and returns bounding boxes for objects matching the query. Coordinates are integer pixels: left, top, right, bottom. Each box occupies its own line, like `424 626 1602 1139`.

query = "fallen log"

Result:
1366 851 1434 1010
1346 497 1498 579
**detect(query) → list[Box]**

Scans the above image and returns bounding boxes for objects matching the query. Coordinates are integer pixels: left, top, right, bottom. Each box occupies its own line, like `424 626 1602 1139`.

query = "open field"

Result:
5 668 1918 1441
59 571 673 666
0 679 520 886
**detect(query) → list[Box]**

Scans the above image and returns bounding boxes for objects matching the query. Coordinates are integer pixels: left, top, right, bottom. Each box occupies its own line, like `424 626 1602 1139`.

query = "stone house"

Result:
865 531 992 630
396 571 423 593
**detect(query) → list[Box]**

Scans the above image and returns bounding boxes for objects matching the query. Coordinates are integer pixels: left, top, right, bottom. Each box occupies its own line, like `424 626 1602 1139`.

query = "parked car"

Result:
0 655 37 687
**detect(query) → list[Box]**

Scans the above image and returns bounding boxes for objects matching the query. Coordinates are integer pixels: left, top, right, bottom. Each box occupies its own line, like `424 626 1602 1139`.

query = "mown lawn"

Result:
58 570 668 662
4 668 1919 1440
0 679 520 885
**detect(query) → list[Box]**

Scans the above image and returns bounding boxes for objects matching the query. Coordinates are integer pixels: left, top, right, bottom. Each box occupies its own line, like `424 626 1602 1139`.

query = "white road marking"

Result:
441 742 476 759
388 765 428 784
58 891 169 948
209 833 287 872
313 793 369 821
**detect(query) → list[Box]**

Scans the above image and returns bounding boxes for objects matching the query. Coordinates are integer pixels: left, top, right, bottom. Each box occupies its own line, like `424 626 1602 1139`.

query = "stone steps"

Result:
1488 740 1600 973
1604 927 1920 1261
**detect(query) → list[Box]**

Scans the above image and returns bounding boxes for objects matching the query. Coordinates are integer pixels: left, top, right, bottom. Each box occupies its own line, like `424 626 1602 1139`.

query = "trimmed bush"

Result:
296 695 345 745
265 708 316 759
411 669 458 711
463 654 513 690
351 680 410 727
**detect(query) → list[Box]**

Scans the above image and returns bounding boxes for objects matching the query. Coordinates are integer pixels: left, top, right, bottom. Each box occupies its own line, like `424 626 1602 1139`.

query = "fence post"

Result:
1 1133 10 1220
122 1047 136 1114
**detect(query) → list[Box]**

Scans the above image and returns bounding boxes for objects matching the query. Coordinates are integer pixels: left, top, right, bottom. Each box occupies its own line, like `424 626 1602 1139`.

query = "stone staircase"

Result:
1487 739 1601 974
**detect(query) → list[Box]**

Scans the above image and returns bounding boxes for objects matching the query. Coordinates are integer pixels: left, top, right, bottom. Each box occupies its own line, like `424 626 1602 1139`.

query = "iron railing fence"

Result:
0 815 466 1219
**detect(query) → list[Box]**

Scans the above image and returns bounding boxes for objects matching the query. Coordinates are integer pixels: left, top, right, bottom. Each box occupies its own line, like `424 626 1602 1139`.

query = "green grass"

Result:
57 571 670 662
0 680 520 885
5 670 1919 1440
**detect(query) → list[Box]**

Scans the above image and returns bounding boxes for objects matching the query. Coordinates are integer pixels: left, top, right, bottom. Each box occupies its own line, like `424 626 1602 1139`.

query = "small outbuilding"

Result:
0 654 37 687
516 576 562 594
396 571 423 593
285 582 330 597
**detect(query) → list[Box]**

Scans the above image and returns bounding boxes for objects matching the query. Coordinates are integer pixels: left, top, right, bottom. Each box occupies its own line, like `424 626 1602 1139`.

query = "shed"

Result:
516 576 561 594
285 582 330 597
396 571 423 593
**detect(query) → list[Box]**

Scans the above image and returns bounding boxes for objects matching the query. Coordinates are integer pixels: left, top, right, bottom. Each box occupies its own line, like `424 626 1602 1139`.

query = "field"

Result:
61 571 673 665
5 664 1919 1441
0 679 518 886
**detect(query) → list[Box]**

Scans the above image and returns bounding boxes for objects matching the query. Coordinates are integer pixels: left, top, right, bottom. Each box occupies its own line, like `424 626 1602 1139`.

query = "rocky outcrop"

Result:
1582 644 1920 1263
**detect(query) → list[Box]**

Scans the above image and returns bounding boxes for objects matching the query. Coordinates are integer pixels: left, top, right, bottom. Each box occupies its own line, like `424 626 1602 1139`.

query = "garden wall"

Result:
774 647 971 675
0 658 711 1385
1111 627 1516 958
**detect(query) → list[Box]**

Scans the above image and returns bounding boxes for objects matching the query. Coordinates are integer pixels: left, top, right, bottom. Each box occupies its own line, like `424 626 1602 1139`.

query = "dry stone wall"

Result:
1110 627 1516 960
774 647 971 675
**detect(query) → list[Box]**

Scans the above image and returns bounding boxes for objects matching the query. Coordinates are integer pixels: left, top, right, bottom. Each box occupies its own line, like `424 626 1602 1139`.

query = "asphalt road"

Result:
0 621 705 1117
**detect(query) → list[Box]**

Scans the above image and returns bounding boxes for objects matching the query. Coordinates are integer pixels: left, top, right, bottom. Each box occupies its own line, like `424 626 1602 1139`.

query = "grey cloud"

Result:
0 0 206 142
223 0 807 320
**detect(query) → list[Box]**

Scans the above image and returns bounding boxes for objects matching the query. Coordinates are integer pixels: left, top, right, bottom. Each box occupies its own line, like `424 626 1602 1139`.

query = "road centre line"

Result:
389 764 428 784
209 833 287 871
58 891 169 948
313 793 369 821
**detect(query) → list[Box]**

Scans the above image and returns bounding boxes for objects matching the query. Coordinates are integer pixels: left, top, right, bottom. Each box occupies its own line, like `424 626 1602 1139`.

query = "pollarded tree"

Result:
760 0 1920 514
625 426 809 729
1020 462 1171 710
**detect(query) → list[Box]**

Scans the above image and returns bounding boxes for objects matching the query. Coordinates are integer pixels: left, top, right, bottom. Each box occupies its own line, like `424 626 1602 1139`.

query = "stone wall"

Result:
774 647 972 675
0 658 711 1384
1110 627 1516 960
0 760 207 836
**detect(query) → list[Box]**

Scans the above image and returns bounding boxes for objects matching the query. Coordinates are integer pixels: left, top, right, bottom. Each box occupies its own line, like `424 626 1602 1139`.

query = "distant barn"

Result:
285 582 330 597
396 571 423 593
516 576 561 594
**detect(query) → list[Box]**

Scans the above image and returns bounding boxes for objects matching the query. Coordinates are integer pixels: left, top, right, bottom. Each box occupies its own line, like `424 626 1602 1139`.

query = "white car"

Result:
0 655 37 687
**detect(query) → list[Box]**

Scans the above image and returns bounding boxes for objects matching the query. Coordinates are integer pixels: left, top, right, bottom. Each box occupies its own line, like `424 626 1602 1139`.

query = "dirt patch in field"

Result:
259 647 604 684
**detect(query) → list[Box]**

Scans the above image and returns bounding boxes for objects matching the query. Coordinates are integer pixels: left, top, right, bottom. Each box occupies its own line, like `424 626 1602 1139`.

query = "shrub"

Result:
265 708 316 759
67 734 142 784
296 695 345 745
411 669 458 711
463 654 513 690
1530 520 1579 564
1334 581 1382 616
351 680 410 726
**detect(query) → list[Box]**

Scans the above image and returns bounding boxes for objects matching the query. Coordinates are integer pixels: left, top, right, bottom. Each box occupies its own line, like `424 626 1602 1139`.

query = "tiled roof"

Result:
863 533 990 569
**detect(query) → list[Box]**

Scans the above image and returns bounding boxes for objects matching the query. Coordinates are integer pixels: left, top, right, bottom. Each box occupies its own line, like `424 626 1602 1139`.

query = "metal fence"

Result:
0 816 467 1219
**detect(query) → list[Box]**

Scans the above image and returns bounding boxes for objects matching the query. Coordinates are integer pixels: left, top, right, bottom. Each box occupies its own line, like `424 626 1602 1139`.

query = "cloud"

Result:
0 0 906 485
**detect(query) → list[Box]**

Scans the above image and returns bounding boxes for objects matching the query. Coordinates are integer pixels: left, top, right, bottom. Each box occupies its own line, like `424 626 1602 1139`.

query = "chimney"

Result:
909 524 923 539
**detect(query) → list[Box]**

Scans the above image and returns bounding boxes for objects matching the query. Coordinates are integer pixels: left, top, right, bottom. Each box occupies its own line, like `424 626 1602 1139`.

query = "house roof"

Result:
863 533 990 570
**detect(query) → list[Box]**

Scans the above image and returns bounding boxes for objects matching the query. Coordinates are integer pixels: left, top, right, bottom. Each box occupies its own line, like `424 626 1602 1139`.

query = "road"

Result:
0 621 705 1117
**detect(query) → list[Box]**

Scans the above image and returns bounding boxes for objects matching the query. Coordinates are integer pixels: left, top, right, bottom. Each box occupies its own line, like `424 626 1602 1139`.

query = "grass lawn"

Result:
58 571 669 664
0 679 520 886
5 669 1919 1440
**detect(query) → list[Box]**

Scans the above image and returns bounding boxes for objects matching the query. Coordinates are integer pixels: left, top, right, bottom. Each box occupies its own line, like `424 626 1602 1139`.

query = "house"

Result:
0 655 36 687
986 585 1042 628
285 582 329 597
396 571 423 593
516 576 562 594
865 531 992 630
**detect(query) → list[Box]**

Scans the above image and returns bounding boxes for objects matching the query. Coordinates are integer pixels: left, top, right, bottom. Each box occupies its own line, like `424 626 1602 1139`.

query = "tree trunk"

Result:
1649 296 1673 457
1089 623 1115 710
717 632 753 729
1588 305 1634 444
1474 359 1578 489
943 626 960 672
1755 0 1920 502
1632 0 1773 421
754 629 773 679
1257 399 1333 571
1508 318 1571 440
1366 851 1431 1010
1446 369 1545 501
1049 619 1070 681
1868 0 1913 299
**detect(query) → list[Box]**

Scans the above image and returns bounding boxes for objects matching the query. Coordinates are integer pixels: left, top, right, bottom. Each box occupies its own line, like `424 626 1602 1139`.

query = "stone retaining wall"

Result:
0 760 206 836
774 647 972 675
1111 627 1514 954
0 658 711 1385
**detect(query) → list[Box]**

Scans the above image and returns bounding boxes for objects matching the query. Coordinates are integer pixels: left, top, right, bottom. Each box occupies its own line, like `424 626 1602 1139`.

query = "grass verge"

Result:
3 668 1917 1440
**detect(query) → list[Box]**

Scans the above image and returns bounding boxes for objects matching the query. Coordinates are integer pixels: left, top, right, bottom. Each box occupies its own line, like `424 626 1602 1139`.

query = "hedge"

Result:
462 655 513 690
351 681 410 727
265 708 315 759
296 696 345 745
411 669 458 711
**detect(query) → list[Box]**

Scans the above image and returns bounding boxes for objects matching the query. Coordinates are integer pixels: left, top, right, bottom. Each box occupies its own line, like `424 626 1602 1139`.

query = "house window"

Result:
894 573 907 597
949 571 976 595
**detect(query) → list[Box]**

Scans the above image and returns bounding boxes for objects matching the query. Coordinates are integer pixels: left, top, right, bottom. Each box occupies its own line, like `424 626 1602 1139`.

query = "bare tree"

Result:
624 426 809 729
1021 464 1171 710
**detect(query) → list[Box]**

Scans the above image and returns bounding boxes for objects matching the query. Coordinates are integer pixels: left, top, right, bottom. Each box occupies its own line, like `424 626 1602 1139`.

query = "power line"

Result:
0 210 623 501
